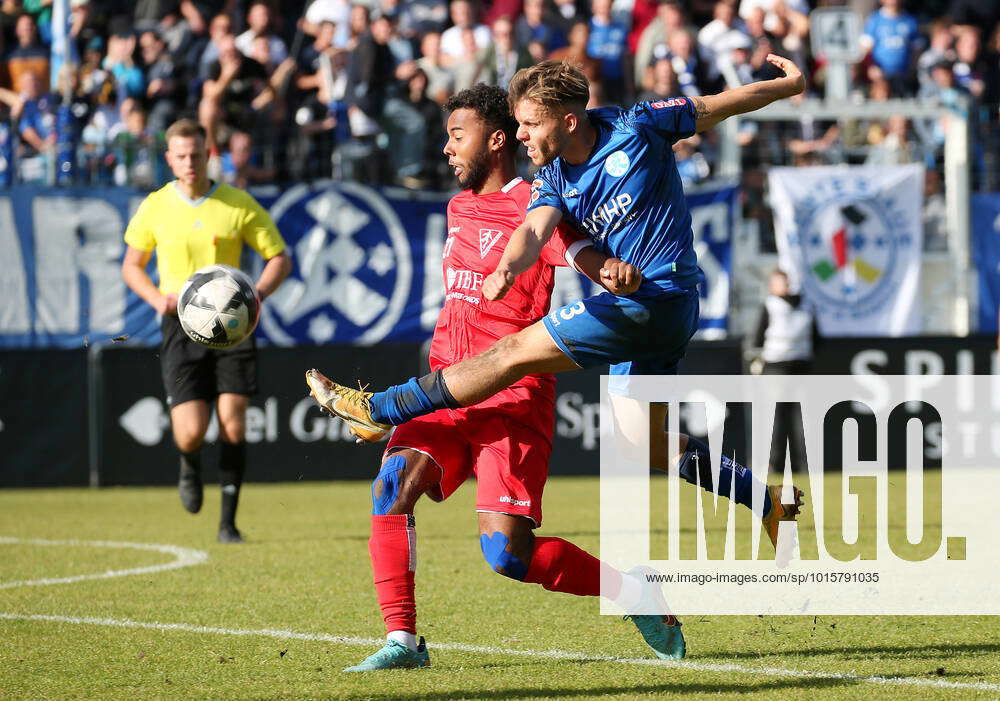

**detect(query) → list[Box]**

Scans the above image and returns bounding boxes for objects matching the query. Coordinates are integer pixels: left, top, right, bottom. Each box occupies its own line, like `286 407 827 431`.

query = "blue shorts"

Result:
542 288 700 382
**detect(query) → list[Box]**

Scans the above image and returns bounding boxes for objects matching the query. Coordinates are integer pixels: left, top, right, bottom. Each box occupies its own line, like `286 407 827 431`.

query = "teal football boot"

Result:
624 565 686 659
342 638 430 672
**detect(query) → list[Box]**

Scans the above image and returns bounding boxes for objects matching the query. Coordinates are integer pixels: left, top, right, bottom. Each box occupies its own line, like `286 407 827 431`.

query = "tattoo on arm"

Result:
691 96 710 119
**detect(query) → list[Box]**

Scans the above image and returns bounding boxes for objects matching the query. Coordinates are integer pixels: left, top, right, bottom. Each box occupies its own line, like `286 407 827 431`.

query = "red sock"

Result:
523 536 622 598
369 514 417 635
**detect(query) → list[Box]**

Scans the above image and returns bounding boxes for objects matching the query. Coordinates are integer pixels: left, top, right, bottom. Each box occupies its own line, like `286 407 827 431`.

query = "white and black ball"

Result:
177 264 260 348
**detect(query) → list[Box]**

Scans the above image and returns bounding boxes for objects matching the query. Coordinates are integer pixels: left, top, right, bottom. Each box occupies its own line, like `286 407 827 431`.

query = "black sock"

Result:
180 450 201 478
417 370 461 409
219 441 246 529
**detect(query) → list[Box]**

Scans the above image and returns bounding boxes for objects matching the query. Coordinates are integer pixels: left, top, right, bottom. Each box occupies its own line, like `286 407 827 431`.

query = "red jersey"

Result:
429 177 584 429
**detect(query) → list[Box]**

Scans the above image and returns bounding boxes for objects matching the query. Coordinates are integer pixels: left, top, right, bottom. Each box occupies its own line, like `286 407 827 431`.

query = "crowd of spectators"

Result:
0 0 998 190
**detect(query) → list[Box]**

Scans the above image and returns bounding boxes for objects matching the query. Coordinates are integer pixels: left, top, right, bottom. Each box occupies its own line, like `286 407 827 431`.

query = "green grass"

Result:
1 476 998 700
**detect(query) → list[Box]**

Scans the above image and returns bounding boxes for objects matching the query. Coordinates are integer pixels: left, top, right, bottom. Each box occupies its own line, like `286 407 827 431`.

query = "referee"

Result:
121 119 291 543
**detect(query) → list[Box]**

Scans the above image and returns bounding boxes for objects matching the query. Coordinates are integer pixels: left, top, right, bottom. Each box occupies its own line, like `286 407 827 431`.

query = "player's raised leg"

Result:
637 401 804 549
477 512 685 659
307 320 577 441
669 430 804 548
216 393 249 543
169 399 211 515
344 448 441 672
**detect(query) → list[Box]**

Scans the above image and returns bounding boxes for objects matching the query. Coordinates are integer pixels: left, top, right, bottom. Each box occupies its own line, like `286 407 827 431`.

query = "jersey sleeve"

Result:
631 98 697 143
123 196 157 251
539 222 588 267
238 192 287 259
526 174 565 214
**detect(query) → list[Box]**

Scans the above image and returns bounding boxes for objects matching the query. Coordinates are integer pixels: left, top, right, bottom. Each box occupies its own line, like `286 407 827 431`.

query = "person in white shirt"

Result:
698 0 749 61
752 269 817 374
751 268 817 473
302 0 352 47
439 0 490 64
738 0 809 48
415 31 454 103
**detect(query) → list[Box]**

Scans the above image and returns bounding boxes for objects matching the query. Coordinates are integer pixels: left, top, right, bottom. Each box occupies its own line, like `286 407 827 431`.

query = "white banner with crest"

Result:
769 164 923 336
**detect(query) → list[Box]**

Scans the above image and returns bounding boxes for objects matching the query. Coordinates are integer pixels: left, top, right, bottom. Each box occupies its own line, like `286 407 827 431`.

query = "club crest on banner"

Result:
770 165 923 336
0 181 732 347
254 182 413 346
791 190 906 319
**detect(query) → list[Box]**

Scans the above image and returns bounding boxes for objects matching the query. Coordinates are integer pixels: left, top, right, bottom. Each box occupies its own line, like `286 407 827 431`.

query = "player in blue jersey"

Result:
309 55 806 546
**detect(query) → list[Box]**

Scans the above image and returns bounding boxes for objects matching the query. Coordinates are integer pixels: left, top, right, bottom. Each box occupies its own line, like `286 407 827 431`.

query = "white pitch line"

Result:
0 537 208 589
1 612 998 693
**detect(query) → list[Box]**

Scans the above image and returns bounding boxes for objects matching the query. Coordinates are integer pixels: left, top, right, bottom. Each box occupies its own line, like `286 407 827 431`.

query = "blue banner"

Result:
972 193 1000 334
0 181 737 348
0 187 159 348
249 182 450 345
684 180 738 339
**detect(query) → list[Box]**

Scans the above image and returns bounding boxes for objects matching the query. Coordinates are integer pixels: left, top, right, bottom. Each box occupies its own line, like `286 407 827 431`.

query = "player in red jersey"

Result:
307 85 682 671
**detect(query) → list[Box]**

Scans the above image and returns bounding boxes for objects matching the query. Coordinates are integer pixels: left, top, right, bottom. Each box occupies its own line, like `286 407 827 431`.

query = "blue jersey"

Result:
587 19 628 80
527 99 704 295
20 94 57 141
863 10 920 78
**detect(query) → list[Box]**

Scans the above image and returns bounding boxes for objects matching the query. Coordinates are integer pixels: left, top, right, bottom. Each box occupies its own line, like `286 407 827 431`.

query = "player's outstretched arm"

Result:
483 205 563 301
692 54 805 133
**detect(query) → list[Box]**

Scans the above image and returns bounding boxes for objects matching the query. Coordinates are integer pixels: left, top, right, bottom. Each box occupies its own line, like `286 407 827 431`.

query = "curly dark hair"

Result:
444 83 518 152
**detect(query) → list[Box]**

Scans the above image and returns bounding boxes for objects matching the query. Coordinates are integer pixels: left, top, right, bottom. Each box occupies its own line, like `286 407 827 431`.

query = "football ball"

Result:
177 264 260 348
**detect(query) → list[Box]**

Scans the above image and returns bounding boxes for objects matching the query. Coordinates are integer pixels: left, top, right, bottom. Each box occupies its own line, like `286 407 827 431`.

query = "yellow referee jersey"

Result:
124 181 287 294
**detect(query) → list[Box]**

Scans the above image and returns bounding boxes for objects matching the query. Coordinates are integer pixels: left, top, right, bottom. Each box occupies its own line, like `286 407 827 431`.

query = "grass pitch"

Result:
1 475 998 700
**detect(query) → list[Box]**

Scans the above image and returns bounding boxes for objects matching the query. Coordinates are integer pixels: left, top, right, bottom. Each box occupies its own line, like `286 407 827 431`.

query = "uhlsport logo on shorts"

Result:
786 174 913 321
604 150 630 177
254 182 412 345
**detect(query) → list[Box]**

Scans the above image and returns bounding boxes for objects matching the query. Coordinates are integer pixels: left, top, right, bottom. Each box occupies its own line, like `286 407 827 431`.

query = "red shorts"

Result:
384 408 551 527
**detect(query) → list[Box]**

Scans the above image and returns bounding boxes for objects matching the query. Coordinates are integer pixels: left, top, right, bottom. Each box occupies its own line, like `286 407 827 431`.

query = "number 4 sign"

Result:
810 8 863 63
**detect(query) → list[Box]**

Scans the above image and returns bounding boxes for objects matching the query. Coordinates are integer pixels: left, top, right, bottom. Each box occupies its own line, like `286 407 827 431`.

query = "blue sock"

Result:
369 371 460 425
677 437 772 516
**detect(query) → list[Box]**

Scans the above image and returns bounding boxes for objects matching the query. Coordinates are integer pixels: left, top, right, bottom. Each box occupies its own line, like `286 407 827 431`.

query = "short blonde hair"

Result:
508 60 590 115
165 119 207 144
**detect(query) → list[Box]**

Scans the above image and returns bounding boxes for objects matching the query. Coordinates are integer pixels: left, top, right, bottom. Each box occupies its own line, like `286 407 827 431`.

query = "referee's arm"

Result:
256 251 291 300
239 191 292 299
122 245 176 315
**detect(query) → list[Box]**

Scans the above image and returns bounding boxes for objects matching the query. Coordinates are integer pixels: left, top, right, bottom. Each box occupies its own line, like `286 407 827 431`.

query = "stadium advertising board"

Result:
0 181 737 349
92 344 423 486
811 335 1000 374
89 340 741 486
0 349 89 486
0 338 991 487
770 164 924 337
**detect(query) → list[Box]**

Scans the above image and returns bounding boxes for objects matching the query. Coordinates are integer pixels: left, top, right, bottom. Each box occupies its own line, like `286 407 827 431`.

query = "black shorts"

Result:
159 314 258 408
